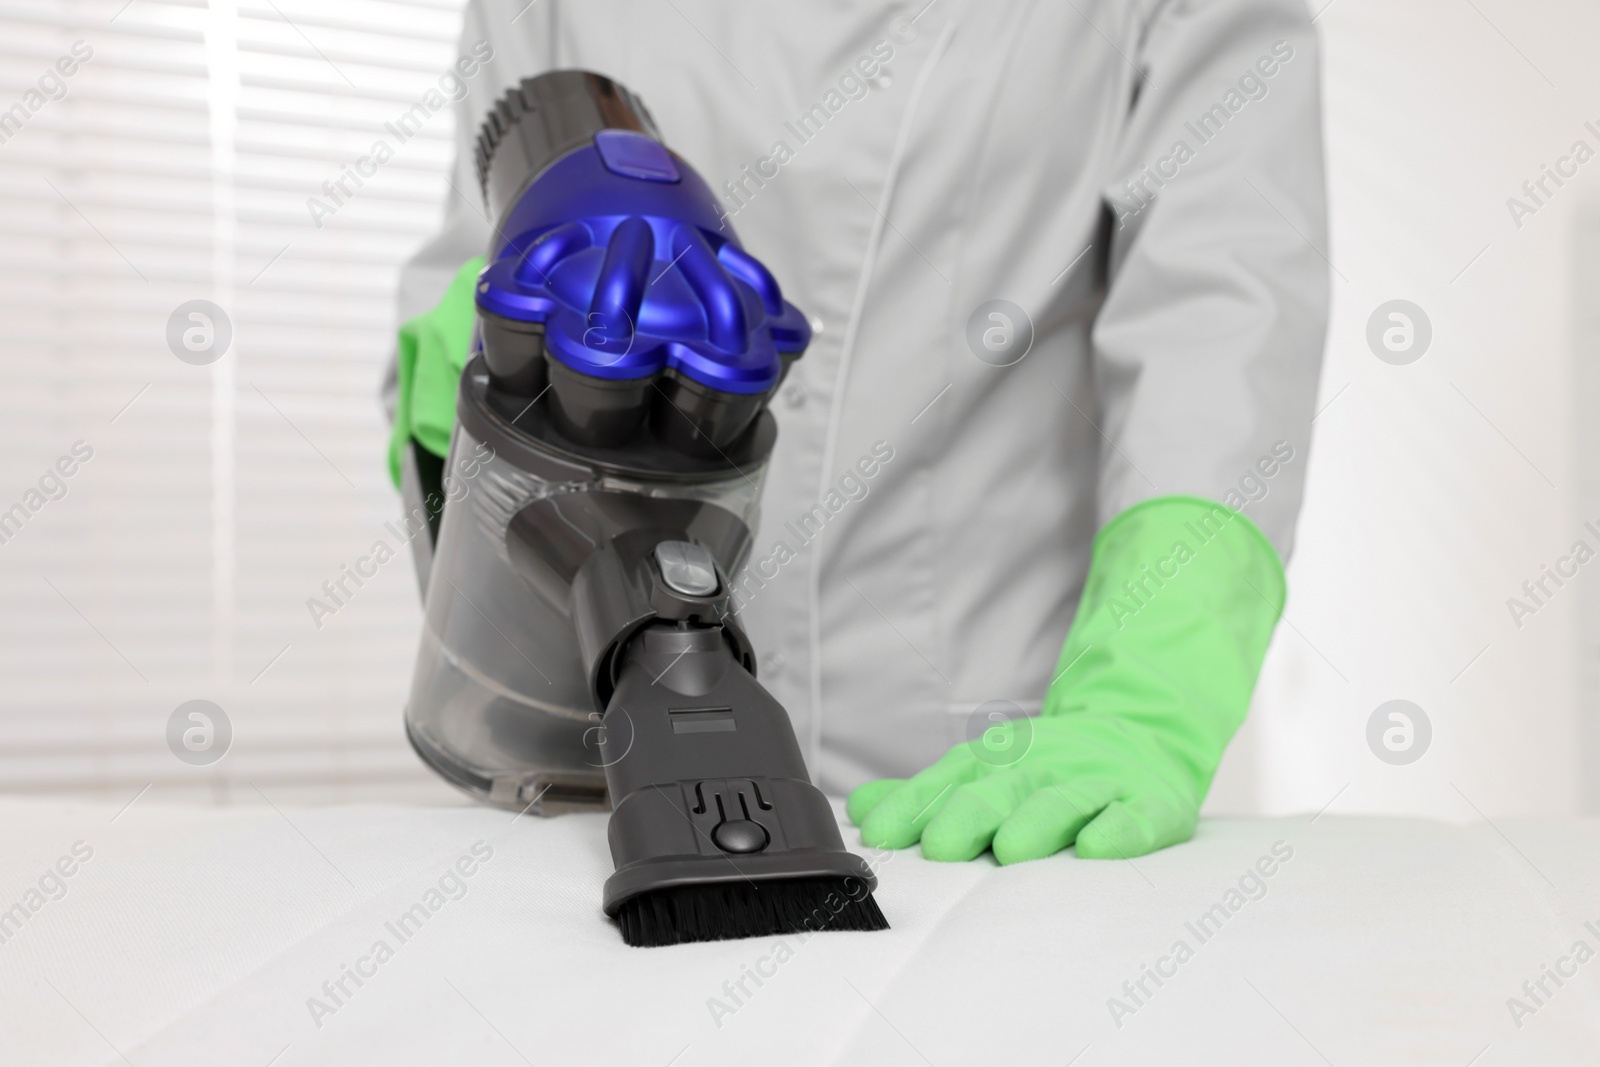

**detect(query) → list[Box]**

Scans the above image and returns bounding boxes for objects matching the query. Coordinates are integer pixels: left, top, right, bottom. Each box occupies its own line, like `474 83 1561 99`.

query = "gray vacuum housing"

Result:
400 71 879 928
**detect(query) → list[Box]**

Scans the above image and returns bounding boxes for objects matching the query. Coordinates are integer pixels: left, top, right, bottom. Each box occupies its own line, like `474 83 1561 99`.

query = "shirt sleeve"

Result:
1091 0 1329 561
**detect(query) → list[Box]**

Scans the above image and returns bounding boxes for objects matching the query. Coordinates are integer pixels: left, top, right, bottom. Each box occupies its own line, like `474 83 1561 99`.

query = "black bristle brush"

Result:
617 875 890 948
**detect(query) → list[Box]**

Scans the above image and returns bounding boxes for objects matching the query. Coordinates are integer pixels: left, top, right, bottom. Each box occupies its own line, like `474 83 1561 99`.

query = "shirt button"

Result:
870 70 893 90
782 381 807 409
759 651 786 679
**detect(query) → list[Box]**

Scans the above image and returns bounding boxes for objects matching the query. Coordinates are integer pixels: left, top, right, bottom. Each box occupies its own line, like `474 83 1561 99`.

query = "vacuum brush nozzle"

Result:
593 617 887 948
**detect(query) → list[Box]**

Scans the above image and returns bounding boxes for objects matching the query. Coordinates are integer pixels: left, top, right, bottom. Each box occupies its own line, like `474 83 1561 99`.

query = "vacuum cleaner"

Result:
399 71 888 947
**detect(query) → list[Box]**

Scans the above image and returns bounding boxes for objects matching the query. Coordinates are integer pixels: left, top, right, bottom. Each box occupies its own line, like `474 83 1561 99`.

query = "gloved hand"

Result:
847 495 1285 862
387 256 484 487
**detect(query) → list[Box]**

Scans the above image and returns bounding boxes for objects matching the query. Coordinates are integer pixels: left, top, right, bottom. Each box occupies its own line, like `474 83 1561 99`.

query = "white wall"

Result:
1208 0 1600 819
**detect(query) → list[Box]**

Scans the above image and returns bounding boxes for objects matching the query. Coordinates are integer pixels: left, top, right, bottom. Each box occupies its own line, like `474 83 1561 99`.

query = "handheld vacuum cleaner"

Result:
399 71 888 947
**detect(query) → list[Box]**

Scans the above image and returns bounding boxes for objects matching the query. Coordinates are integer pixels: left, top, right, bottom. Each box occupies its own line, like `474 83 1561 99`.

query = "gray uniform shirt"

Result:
394 0 1329 794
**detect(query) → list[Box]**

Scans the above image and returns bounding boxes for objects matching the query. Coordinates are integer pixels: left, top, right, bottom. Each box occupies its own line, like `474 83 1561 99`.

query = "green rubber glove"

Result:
387 256 484 487
847 495 1285 863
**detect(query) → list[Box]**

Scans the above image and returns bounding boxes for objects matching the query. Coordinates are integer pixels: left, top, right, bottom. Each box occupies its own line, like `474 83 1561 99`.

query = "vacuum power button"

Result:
712 819 770 854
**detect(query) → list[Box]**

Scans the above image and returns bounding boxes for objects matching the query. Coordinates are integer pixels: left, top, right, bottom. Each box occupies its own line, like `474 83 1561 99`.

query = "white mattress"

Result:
2 797 1597 1066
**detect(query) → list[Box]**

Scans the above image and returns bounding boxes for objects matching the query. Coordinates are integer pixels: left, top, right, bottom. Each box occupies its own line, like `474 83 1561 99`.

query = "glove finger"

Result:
921 767 1030 857
846 778 905 826
919 791 1005 862
920 763 1061 862
859 757 983 850
991 779 1122 866
1074 794 1196 860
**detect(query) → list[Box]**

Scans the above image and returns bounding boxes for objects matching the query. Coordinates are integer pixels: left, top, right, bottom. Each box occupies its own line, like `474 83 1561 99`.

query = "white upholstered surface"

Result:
2 798 1598 1066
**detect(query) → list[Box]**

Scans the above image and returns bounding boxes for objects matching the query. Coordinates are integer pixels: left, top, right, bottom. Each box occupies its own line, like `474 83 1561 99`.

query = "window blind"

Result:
0 0 472 804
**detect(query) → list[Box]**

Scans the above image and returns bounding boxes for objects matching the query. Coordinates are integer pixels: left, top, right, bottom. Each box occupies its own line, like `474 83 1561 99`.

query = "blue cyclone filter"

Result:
475 128 812 396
